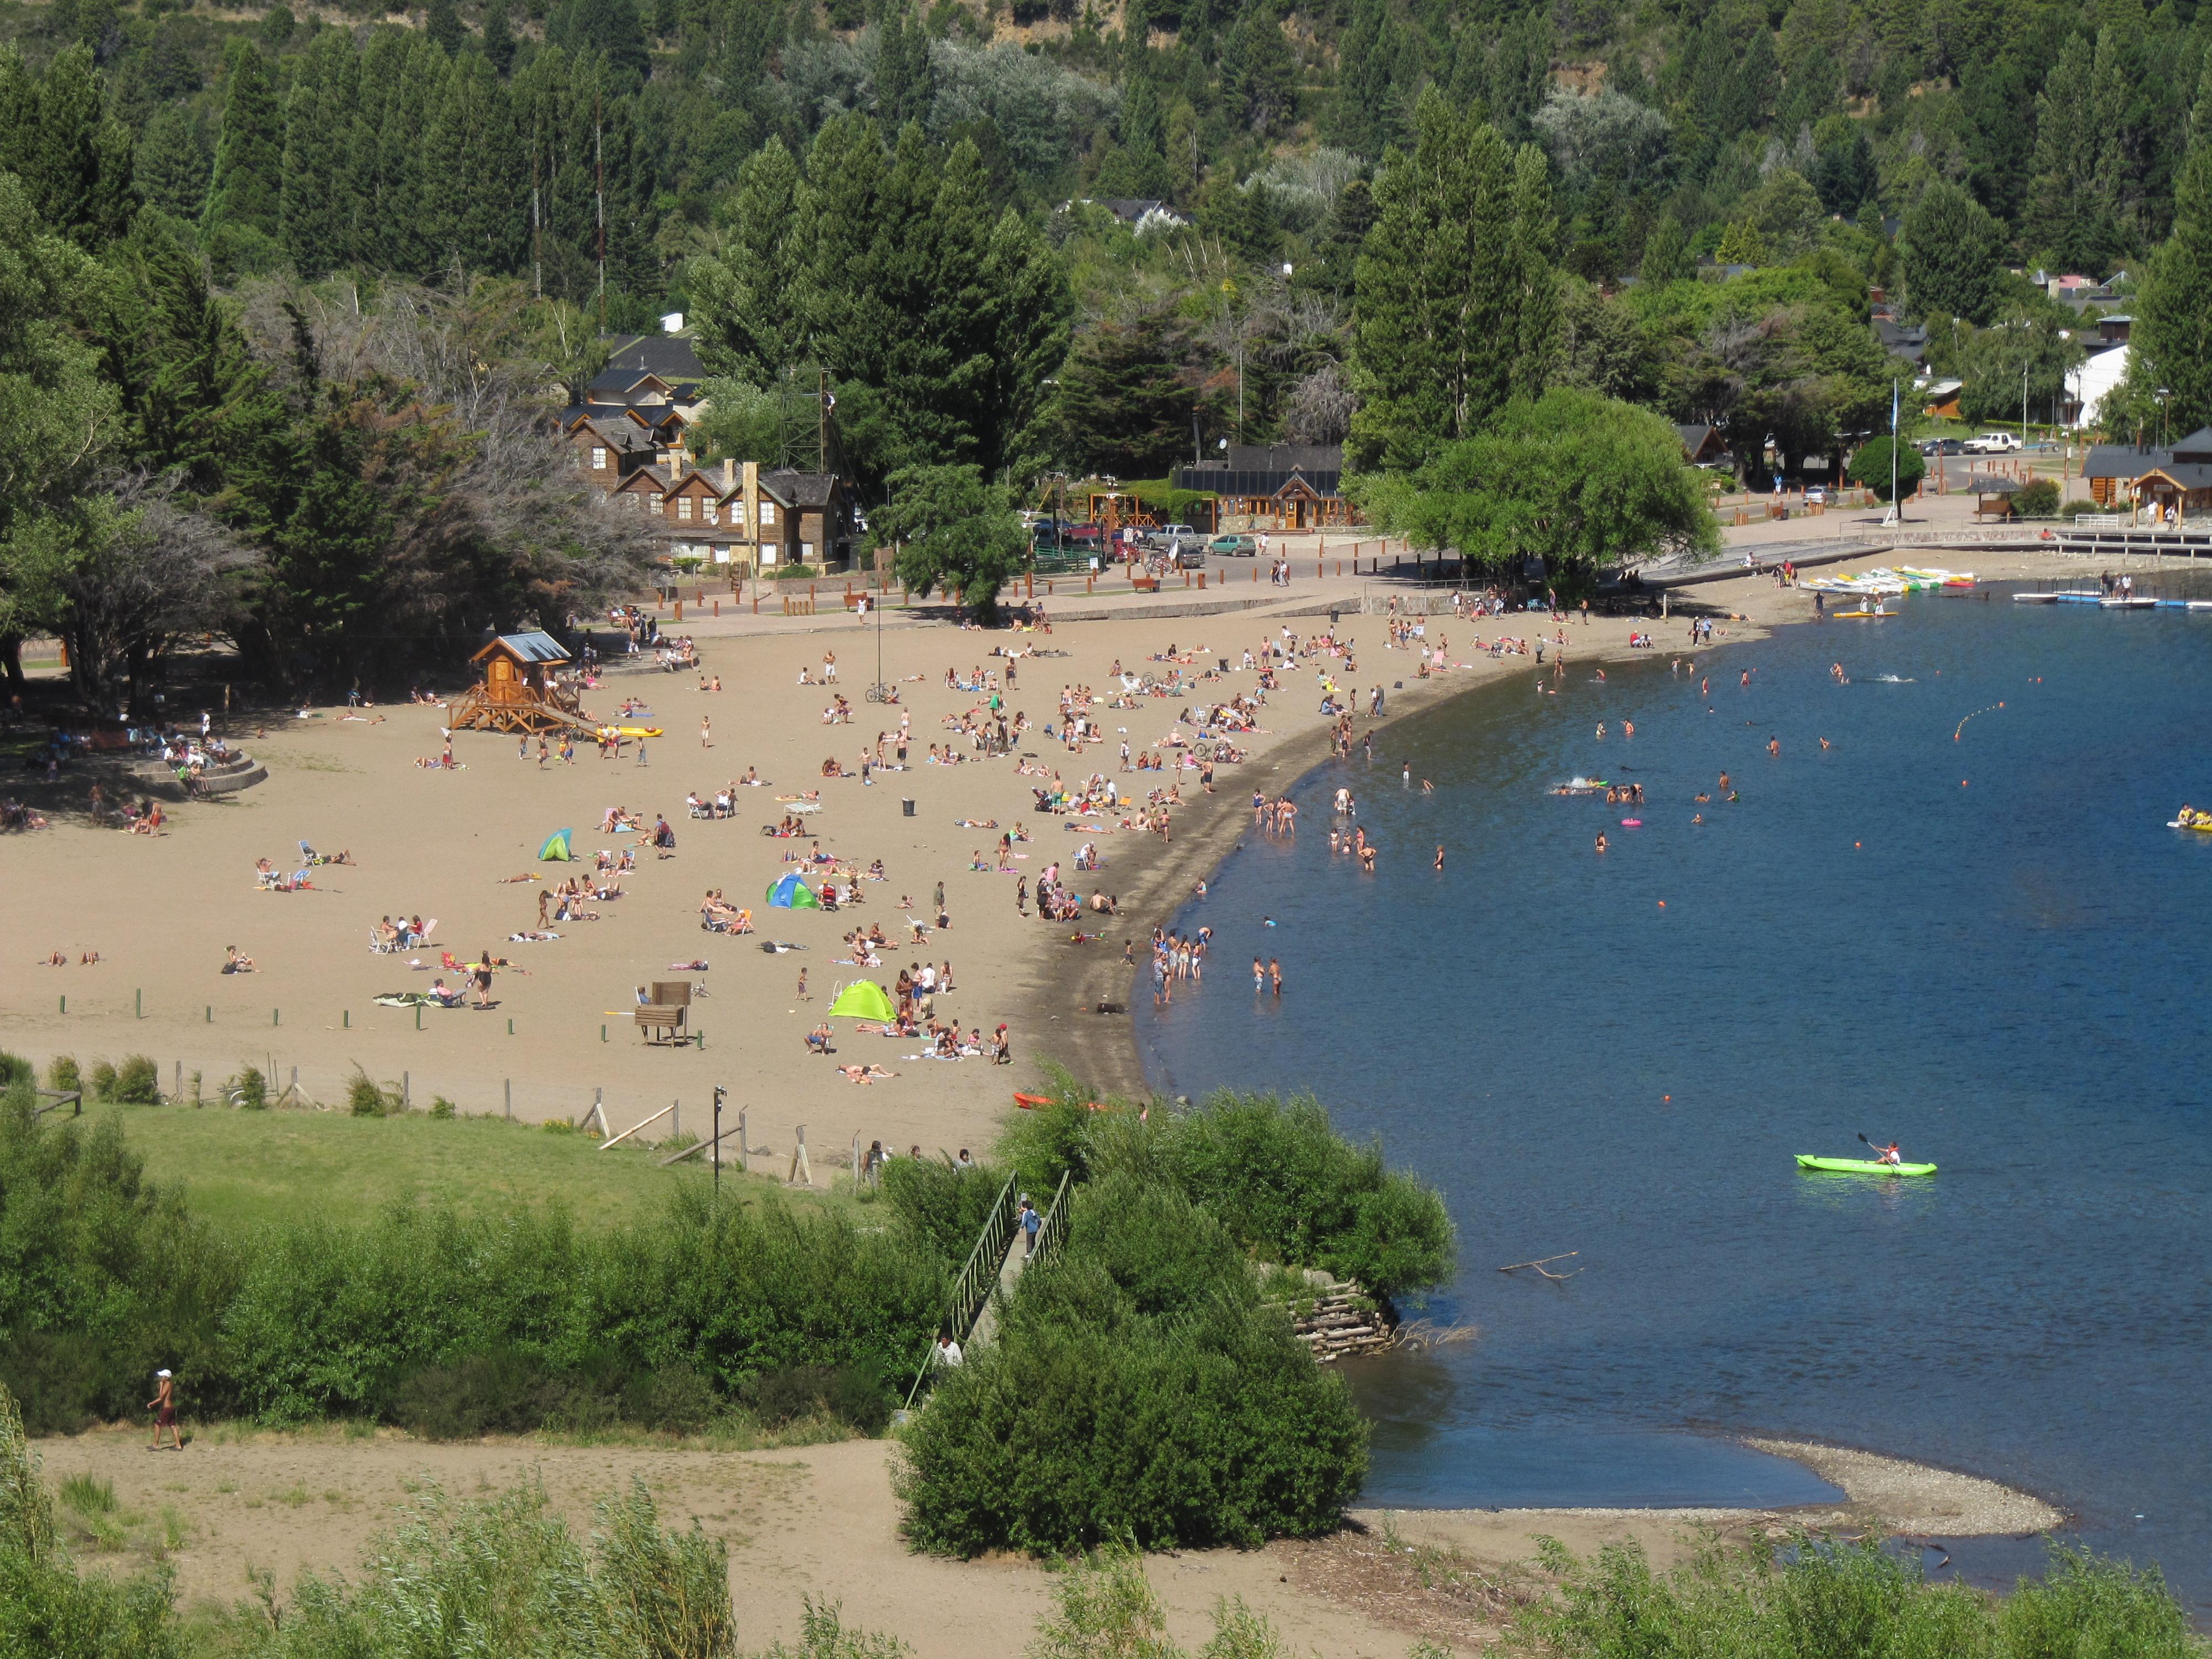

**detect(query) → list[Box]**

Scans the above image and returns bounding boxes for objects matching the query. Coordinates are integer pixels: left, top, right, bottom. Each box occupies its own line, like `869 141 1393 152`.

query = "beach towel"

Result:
539 828 575 860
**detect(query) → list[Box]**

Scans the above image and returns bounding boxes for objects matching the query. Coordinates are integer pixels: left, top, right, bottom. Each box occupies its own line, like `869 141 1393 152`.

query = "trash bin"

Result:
901 799 915 817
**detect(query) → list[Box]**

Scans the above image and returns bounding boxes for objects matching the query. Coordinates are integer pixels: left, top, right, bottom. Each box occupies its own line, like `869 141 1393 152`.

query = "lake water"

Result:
1135 582 2212 1610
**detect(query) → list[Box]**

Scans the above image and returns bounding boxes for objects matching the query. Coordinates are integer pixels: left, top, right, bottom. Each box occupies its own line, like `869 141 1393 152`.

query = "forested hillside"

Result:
7 0 2212 691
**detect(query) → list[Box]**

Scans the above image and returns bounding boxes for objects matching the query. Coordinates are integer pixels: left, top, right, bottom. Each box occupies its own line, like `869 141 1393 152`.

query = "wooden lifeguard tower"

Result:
448 632 592 735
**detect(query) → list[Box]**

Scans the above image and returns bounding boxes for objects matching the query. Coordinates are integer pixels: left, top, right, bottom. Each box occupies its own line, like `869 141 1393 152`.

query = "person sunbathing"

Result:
804 1023 833 1053
426 978 465 1006
222 945 255 973
838 1065 896 1083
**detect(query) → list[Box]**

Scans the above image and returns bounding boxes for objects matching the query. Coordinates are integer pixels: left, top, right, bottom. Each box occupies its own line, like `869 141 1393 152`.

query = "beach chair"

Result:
633 980 691 1045
368 930 399 954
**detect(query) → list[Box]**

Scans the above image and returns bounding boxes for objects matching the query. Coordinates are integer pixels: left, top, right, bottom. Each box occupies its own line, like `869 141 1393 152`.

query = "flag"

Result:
1891 380 1900 434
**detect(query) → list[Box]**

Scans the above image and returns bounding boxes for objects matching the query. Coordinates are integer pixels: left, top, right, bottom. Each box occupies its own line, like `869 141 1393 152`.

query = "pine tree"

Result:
1899 180 2004 325
1486 9 1555 145
1221 0 1298 137
1330 0 1401 162
373 35 450 276
1094 74 1175 200
2133 145 2212 435
204 40 284 242
483 0 517 75
872 8 934 131
691 136 808 382
0 44 136 248
1640 211 1690 285
421 52 525 275
134 102 211 221
2025 32 2096 270
425 0 467 56
1349 88 1553 472
144 14 202 100
1051 312 1193 476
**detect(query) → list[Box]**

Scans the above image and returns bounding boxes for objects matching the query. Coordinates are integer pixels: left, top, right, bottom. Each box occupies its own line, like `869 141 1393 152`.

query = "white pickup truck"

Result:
1963 431 2022 454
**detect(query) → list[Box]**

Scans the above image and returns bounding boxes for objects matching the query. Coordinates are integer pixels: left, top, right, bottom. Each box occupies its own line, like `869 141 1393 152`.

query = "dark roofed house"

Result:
589 334 706 392
1677 424 1729 466
1172 444 1348 530
1875 318 1928 367
2080 427 2212 523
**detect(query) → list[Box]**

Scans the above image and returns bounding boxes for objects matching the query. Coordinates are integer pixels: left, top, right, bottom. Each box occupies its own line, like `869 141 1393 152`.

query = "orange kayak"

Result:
1013 1092 1109 1112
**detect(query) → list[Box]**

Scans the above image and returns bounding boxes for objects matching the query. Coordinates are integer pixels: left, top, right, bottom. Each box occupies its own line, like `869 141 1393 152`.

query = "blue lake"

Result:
1135 583 2212 1610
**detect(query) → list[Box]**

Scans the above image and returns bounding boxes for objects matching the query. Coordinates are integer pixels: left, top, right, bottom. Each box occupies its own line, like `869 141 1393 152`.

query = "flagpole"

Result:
1887 379 1900 528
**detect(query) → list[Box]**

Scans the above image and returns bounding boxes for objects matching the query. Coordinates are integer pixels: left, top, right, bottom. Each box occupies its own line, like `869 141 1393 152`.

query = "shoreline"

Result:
1051 554 2100 1557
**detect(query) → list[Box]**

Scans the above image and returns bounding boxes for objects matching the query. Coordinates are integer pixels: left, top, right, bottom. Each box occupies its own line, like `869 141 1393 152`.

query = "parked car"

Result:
1963 431 2022 454
1209 533 1258 557
1146 521 1200 551
1918 437 1966 456
1174 543 1207 568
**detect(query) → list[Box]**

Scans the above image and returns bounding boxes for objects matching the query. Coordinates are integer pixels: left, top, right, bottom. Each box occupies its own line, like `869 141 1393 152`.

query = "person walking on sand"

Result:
471 950 494 1008
636 738 648 767
148 1368 181 1449
701 716 712 749
796 966 808 1000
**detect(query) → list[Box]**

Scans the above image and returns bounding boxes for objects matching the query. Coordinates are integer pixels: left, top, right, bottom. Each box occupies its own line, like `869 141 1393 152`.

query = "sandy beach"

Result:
4 531 2099 1648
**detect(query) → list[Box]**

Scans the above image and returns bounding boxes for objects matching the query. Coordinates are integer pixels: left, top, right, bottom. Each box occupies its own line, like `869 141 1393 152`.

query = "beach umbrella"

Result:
539 828 574 861
828 980 895 1021
765 872 821 909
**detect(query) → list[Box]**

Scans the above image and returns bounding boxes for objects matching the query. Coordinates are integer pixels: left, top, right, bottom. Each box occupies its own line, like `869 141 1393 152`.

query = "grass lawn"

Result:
84 1102 846 1233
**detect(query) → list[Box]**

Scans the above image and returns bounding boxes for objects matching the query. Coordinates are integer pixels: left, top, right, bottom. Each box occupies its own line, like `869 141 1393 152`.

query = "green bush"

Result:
260 1478 733 1658
0 1055 29 1089
744 1361 893 1435
428 1095 457 1119
228 1066 267 1110
998 1084 1455 1299
772 563 825 580
1511 1533 2201 1659
0 1094 242 1432
2015 477 2061 517
45 1057 80 1094
880 1153 1008 1263
1846 436 1926 503
345 1070 395 1117
109 1057 160 1106
896 1256 1367 1555
87 1061 117 1102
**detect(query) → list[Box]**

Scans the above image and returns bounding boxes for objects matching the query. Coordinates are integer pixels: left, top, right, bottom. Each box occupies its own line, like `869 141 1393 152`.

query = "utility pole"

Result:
818 366 828 474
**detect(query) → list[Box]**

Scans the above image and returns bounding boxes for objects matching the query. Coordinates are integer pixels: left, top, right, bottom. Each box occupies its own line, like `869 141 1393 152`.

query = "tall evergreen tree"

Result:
1639 210 1689 285
1095 74 1175 200
280 30 359 275
204 41 284 242
1221 0 1298 137
2025 32 2098 270
134 103 211 222
1348 88 1555 472
483 0 517 76
691 137 809 384
421 52 525 276
0 44 136 249
1330 0 1402 163
1899 180 2004 325
872 8 935 132
2132 145 2212 437
425 0 468 56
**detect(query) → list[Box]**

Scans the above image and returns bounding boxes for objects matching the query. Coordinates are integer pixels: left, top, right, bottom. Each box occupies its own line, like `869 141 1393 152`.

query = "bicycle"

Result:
864 683 898 704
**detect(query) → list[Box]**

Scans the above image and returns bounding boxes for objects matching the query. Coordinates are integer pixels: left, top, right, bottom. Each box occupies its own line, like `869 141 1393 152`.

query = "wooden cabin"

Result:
448 632 587 735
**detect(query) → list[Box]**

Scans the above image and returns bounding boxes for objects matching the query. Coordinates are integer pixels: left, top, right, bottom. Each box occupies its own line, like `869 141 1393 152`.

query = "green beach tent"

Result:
766 872 822 908
539 828 574 861
828 980 895 1021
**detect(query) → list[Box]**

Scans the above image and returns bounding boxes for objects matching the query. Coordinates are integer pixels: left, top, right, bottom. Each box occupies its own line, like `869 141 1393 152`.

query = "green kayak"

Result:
1796 1155 1937 1177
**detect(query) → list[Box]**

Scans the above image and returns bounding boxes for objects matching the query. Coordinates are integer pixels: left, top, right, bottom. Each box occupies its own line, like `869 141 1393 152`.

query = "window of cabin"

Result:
678 496 693 521
801 542 815 564
592 447 607 471
760 502 776 526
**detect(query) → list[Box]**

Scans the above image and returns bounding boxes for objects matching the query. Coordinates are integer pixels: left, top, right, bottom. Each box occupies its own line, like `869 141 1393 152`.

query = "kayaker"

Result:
1873 1140 1903 1166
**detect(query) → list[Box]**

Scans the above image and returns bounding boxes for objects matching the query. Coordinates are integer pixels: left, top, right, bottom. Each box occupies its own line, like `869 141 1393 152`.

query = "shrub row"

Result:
1521 1532 2201 1659
996 1080 1456 1298
0 1076 945 1436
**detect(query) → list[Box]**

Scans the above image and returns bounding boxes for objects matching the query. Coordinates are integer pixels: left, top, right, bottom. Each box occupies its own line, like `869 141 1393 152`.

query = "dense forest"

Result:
6 0 2212 691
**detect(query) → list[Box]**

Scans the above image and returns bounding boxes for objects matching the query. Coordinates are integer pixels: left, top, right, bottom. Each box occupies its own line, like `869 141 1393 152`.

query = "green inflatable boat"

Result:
1796 1155 1937 1177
